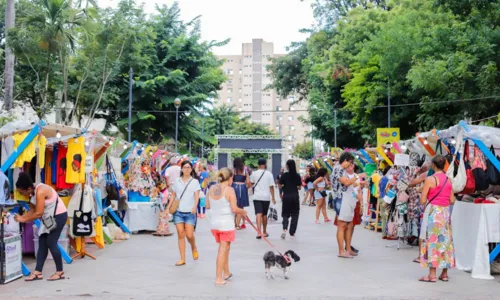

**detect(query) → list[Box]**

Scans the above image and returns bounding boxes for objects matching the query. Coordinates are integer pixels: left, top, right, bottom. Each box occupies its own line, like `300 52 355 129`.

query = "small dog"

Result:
263 250 300 279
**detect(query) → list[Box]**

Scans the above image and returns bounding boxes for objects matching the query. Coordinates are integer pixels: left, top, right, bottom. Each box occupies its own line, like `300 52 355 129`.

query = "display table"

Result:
123 202 159 232
452 201 500 280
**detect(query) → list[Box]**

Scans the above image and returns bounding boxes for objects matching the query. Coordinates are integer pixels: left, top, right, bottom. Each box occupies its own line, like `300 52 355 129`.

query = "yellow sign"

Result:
376 128 400 147
331 148 343 158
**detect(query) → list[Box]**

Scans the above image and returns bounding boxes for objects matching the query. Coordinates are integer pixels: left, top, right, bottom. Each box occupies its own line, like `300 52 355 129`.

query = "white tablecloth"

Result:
452 201 500 279
124 202 160 232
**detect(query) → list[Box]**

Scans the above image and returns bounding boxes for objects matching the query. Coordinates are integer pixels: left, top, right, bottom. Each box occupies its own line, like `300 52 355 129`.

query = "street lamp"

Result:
174 98 181 153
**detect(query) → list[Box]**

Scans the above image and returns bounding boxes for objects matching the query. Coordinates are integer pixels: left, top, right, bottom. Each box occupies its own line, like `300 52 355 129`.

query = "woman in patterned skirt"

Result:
418 155 455 282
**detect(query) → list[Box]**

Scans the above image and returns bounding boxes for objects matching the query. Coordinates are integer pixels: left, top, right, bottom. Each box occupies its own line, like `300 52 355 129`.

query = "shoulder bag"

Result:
73 183 94 237
462 140 476 194
251 171 266 195
446 131 466 193
169 179 193 214
41 198 59 232
472 145 489 191
425 176 449 208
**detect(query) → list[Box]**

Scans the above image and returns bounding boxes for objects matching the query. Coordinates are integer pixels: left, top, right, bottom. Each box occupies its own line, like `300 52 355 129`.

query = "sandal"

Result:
175 260 186 266
47 272 65 281
224 273 233 281
215 280 227 286
236 226 242 231
240 224 246 229
412 258 421 264
439 275 449 282
338 252 353 259
25 272 43 282
418 276 436 283
192 250 199 260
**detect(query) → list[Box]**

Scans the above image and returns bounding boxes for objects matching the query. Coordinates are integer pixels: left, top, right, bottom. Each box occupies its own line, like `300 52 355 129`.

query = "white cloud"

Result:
99 0 315 54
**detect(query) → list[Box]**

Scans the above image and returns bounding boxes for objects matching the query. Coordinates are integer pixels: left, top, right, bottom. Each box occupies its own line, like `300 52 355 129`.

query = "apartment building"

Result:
215 39 310 159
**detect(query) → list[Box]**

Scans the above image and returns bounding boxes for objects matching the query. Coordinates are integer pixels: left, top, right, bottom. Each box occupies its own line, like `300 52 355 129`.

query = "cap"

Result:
258 158 267 166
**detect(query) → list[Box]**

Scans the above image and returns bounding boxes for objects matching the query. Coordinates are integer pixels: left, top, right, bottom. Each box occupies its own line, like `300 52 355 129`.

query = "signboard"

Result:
394 154 410 166
376 128 400 147
2 234 22 284
85 156 94 171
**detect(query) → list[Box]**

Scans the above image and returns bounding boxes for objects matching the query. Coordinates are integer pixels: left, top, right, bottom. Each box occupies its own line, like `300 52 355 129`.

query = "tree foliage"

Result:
270 0 500 147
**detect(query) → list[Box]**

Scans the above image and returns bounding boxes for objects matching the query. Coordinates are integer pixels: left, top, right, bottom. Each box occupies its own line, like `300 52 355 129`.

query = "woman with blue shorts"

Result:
170 160 201 266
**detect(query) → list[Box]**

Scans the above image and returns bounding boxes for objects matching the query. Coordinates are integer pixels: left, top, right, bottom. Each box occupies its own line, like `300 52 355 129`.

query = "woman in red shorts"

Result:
206 168 247 286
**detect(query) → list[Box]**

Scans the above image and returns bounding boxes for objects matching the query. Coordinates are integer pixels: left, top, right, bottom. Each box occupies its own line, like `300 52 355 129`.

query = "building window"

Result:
238 89 242 93
239 108 242 112
290 125 295 131
226 69 233 75
238 98 242 102
227 98 232 103
276 125 281 131
288 135 293 141
276 106 281 111
288 96 295 102
228 80 233 84
239 69 242 74
228 89 232 93
288 145 293 150
278 116 283 121
288 116 294 121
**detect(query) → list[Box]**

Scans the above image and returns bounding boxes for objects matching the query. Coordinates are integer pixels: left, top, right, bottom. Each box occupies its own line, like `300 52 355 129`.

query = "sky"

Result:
100 0 316 55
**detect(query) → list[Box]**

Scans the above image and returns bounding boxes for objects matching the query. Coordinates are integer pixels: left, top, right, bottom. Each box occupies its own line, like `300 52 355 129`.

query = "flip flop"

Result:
175 260 186 266
224 273 233 281
439 276 449 282
192 250 199 260
264 233 269 238
418 276 436 283
412 258 421 264
338 253 353 259
215 281 227 286
25 273 43 282
47 272 65 281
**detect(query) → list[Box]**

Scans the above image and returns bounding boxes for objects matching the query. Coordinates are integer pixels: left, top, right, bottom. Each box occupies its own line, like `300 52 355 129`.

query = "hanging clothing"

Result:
38 135 47 168
12 132 37 168
44 149 56 189
66 136 86 184
56 143 74 189
1 136 14 167
51 144 58 184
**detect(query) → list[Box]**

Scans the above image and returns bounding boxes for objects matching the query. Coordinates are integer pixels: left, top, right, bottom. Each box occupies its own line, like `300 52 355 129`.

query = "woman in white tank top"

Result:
206 168 247 286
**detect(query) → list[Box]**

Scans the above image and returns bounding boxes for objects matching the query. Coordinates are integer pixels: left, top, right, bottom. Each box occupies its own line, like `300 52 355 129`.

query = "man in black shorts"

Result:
250 158 276 239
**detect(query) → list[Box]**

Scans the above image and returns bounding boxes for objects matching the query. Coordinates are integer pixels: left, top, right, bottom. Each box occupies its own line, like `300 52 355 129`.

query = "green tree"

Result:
293 140 313 159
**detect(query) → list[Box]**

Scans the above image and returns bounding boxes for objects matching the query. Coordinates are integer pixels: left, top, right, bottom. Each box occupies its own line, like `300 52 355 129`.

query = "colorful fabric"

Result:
38 135 47 168
155 209 171 234
420 204 455 269
56 143 74 189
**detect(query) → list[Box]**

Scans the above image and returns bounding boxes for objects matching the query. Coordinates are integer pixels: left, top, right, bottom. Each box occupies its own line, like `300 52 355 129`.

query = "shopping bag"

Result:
268 204 278 222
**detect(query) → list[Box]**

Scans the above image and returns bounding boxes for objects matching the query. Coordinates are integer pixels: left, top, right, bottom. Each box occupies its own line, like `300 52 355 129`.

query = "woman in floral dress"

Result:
418 156 455 282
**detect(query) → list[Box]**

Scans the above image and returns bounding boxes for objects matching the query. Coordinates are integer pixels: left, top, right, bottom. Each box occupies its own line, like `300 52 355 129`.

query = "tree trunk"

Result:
3 0 15 111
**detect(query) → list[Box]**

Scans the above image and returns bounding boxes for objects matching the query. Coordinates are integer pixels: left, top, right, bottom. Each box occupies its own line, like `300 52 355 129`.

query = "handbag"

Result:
462 140 476 194
73 183 94 237
105 155 120 201
169 179 193 214
446 131 467 193
486 145 500 185
319 190 327 198
472 145 489 191
41 199 59 232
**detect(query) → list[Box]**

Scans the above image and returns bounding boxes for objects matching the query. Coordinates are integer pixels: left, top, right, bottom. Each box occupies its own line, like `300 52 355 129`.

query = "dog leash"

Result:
245 215 291 263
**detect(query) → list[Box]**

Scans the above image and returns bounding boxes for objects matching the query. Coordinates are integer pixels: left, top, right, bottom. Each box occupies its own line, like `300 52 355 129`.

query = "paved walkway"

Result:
2 196 499 300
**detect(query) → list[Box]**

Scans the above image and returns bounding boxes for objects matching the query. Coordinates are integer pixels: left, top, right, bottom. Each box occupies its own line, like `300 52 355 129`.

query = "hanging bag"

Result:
105 155 120 201
169 179 193 214
73 183 94 237
462 140 476 194
486 145 500 185
447 143 467 193
472 145 489 191
435 139 451 172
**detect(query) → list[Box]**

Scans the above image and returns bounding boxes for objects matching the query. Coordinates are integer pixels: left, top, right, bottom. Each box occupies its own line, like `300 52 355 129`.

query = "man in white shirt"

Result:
165 157 181 191
250 158 276 239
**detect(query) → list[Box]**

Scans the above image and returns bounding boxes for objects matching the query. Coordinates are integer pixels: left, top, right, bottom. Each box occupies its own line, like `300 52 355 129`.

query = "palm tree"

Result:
22 0 87 122
3 0 15 111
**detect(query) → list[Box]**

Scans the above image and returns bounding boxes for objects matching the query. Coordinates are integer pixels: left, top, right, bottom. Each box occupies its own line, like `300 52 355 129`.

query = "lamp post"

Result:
174 98 181 153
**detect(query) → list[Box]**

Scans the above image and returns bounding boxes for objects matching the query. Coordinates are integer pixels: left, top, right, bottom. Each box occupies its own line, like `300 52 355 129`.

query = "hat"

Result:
258 158 267 166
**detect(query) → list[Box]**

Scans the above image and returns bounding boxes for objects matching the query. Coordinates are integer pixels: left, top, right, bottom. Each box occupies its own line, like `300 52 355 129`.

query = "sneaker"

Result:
240 224 246 229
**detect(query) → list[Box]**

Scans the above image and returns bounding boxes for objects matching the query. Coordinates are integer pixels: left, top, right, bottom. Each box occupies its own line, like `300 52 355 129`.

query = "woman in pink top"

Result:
418 156 456 283
14 172 68 282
